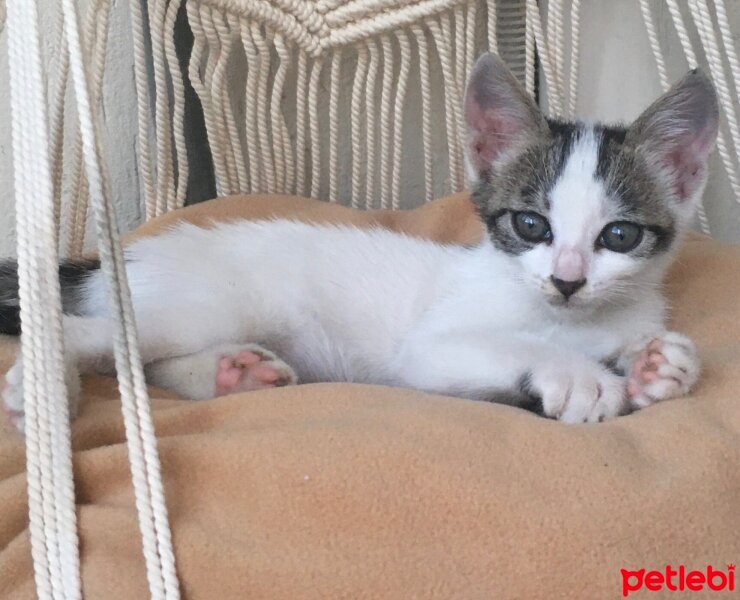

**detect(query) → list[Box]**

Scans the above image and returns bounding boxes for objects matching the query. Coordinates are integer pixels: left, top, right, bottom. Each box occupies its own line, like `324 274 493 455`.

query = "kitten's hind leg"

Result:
145 343 297 400
3 315 113 430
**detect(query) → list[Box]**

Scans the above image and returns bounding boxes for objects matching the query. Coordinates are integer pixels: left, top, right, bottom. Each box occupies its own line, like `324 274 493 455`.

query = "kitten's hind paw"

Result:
215 345 297 396
2 357 81 434
3 359 25 432
626 332 700 409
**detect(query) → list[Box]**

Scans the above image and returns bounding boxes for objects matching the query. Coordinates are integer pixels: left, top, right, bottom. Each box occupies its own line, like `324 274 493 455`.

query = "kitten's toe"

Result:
214 346 297 396
627 332 699 408
533 361 625 424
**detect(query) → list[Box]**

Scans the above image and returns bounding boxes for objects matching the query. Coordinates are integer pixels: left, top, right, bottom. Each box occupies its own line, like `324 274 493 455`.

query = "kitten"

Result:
1 53 718 429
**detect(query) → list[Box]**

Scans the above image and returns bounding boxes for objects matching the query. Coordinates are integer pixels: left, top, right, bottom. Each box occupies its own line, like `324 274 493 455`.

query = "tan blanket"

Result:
1 194 739 599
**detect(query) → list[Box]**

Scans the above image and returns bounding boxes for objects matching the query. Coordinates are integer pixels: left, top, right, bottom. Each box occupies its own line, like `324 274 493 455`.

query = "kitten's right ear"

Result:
464 53 548 180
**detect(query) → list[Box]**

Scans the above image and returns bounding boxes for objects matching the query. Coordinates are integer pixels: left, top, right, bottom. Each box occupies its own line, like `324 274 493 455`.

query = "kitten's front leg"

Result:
617 331 700 410
396 333 627 423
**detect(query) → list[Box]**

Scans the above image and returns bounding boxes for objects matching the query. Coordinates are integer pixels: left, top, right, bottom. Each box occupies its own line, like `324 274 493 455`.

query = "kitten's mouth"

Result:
547 295 585 309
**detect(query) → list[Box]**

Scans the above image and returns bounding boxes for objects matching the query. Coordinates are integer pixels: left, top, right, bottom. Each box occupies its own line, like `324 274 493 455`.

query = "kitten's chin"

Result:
544 294 600 315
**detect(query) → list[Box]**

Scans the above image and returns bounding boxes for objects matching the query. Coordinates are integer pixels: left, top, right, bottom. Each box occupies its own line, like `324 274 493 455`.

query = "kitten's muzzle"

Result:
550 276 587 299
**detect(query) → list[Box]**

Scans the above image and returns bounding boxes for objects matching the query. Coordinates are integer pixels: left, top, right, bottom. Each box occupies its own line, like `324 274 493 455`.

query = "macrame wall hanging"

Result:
135 0 580 215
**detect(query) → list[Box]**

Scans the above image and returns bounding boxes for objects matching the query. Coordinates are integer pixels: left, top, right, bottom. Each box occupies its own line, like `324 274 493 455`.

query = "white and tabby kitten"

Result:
2 54 719 428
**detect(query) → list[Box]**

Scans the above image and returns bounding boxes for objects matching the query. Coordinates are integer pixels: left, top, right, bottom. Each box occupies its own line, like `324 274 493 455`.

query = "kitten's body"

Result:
1 54 718 426
90 217 662 387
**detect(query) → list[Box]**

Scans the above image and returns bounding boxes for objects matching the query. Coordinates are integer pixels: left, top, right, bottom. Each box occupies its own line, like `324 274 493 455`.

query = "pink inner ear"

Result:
466 103 523 169
663 126 715 201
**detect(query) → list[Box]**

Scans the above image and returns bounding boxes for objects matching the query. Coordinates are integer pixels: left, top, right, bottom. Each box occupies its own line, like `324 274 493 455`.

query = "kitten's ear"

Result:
626 69 719 203
464 53 548 180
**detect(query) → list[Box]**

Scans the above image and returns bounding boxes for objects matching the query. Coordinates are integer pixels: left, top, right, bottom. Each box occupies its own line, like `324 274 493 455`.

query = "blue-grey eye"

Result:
512 211 552 243
598 221 643 253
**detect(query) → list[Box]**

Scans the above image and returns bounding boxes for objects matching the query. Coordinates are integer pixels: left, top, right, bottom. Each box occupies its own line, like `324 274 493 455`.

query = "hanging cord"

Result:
413 24 434 202
350 44 369 207
689 0 740 197
640 0 709 234
48 7 69 232
61 0 180 596
164 0 189 211
486 0 497 53
328 49 342 203
525 0 562 116
128 0 157 219
7 0 81 596
655 0 740 234
567 0 581 118
391 29 412 209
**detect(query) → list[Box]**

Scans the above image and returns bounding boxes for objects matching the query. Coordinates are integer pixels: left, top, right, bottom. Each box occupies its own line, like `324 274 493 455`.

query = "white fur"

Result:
3 210 695 425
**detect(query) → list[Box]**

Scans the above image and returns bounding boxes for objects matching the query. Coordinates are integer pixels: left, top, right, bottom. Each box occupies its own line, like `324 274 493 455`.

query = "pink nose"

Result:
553 248 585 282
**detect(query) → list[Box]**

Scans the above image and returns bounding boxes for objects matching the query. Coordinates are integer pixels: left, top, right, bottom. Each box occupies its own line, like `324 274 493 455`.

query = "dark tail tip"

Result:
0 258 100 336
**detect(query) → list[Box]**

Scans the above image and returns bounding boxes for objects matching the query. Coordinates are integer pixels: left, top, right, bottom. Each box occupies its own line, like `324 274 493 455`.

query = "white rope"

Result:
164 0 189 211
640 0 709 234
203 9 236 193
62 0 181 596
547 0 566 109
48 8 69 233
639 0 670 92
200 7 231 194
240 16 261 192
308 55 324 198
295 51 308 195
526 0 562 116
429 17 462 191
689 0 740 193
149 0 175 215
328 49 342 203
524 0 535 96
486 0 498 53
223 13 249 193
7 0 80 595
567 0 581 118
272 34 295 190
365 40 379 207
379 36 395 208
350 44 368 207
465 0 477 83
251 22 276 193
68 0 111 257
128 0 157 219
413 24 434 202
454 5 466 97
391 29 412 209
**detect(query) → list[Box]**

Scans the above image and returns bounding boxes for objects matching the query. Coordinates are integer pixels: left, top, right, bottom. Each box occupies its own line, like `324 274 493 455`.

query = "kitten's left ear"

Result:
626 69 719 203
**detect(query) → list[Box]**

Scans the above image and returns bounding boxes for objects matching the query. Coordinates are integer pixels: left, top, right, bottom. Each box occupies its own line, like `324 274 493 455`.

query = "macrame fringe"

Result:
186 0 498 208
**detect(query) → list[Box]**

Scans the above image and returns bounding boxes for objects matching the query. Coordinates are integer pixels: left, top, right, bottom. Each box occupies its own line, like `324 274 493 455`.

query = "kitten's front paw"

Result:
529 358 626 423
625 332 700 409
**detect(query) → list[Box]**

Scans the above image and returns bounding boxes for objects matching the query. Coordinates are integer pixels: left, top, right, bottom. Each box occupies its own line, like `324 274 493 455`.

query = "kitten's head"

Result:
465 53 718 311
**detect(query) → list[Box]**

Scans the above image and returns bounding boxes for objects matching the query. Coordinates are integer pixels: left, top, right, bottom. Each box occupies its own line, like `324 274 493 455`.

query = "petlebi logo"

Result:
621 564 735 596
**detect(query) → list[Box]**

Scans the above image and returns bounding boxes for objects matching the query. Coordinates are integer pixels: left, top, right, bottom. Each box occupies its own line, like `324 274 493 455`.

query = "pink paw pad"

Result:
214 350 296 396
627 342 666 398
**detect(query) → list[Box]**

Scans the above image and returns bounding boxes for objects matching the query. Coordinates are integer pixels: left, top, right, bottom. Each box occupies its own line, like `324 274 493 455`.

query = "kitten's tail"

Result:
0 258 101 335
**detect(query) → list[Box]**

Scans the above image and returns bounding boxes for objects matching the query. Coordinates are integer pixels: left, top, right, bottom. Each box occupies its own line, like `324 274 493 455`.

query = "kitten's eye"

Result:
598 221 643 253
512 212 552 243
